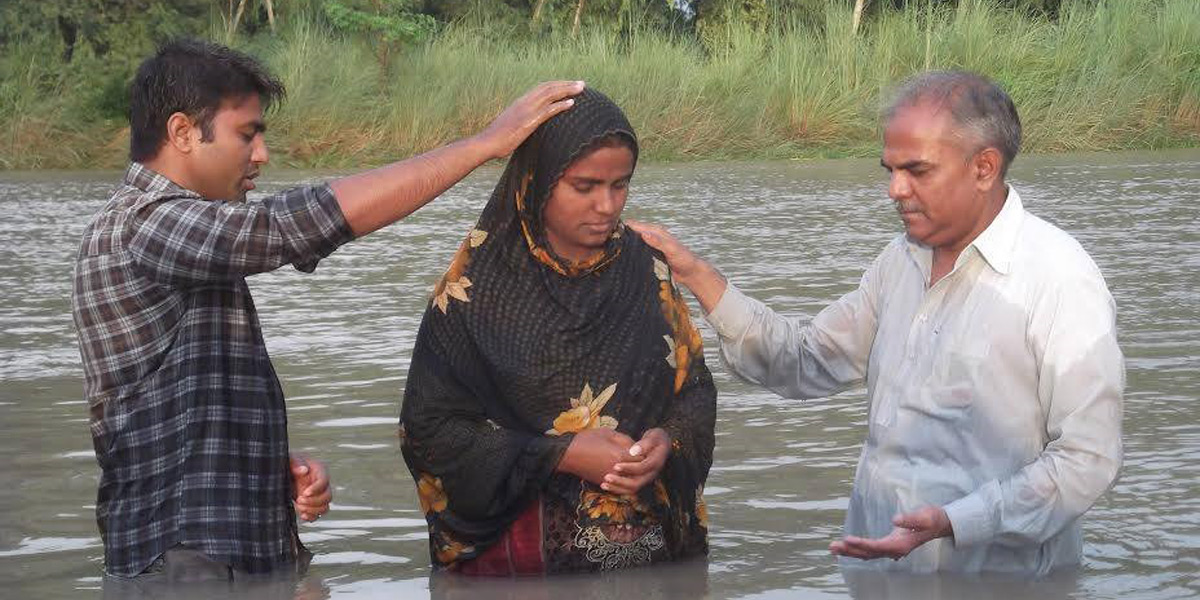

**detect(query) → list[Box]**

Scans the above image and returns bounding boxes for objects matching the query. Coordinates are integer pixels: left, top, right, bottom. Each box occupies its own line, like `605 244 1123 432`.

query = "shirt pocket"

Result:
930 338 991 410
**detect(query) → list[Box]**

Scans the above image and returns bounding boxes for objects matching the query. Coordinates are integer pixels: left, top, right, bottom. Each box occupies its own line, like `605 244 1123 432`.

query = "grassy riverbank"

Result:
2 0 1198 170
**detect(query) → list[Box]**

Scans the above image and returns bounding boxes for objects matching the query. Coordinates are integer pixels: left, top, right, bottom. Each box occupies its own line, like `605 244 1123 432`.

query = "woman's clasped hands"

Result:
559 428 671 496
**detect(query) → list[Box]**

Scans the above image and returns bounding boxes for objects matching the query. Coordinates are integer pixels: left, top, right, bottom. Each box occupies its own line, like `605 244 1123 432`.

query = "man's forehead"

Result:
216 94 266 125
887 101 958 134
883 104 964 159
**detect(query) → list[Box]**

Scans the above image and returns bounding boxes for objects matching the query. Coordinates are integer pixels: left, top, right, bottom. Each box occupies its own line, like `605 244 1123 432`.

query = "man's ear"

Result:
164 112 197 155
973 147 1003 190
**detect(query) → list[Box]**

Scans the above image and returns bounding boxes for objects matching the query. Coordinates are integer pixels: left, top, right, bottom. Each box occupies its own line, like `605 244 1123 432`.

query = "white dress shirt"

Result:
706 187 1124 575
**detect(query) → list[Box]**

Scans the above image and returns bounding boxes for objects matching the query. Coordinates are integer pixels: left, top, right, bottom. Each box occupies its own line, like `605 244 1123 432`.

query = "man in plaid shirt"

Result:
72 39 583 583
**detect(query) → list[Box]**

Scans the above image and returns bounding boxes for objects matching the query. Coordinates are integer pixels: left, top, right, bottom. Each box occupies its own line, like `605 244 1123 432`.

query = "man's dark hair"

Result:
129 38 285 162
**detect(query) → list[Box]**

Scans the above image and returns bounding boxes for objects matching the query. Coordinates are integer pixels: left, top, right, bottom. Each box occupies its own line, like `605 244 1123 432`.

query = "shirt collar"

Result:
904 185 1025 278
123 162 196 196
969 185 1024 276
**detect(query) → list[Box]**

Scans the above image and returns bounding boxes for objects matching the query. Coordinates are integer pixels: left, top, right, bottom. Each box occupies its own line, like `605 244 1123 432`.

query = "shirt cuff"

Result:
704 282 756 341
943 485 999 547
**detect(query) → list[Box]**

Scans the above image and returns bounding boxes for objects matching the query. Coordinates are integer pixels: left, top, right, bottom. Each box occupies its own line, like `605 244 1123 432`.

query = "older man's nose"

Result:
888 172 912 200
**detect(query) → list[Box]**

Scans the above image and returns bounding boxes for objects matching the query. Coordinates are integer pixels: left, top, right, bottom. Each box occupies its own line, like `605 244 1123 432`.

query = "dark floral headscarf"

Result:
400 88 715 573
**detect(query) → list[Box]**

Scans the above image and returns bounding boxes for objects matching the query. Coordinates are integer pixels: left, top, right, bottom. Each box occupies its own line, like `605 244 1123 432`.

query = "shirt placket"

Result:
873 287 943 428
881 254 973 428
907 271 958 362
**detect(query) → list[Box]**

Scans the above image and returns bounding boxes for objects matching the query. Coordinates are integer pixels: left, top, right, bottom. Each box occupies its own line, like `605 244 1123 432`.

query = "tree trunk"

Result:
57 15 78 62
225 0 248 43
852 0 867 35
572 0 585 38
264 0 276 32
532 0 549 25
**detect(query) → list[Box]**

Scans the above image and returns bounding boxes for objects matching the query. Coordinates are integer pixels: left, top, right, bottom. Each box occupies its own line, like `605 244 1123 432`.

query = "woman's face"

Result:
543 143 635 263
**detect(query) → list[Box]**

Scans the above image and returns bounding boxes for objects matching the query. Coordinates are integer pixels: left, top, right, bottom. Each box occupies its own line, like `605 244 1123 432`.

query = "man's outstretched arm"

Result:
129 82 585 284
332 80 584 237
628 220 878 400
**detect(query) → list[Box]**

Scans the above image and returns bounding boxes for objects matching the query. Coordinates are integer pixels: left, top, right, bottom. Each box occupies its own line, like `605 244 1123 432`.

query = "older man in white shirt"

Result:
626 71 1123 575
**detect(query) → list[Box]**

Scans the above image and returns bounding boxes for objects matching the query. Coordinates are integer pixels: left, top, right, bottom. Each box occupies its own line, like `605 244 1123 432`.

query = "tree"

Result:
220 0 285 42
323 0 436 76
853 0 868 34
0 0 208 61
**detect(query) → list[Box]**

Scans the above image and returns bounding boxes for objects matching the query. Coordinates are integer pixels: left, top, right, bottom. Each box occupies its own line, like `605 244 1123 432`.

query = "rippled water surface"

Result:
1 150 1197 599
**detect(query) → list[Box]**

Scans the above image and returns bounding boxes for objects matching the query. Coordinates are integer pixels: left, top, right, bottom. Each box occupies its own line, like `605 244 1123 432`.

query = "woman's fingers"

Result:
601 482 637 496
612 456 658 476
601 472 647 495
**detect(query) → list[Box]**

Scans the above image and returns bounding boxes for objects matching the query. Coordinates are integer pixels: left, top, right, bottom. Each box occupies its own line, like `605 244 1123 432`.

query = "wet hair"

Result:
128 38 285 162
883 70 1022 177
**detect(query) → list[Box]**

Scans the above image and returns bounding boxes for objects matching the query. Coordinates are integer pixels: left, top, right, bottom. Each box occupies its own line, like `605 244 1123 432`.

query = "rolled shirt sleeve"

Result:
127 183 354 284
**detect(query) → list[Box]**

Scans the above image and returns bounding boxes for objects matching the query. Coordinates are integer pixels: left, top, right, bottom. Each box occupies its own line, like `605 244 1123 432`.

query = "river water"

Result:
1 149 1197 599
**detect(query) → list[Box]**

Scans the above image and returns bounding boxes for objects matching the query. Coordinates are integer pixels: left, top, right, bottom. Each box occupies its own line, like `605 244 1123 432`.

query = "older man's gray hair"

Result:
884 70 1022 177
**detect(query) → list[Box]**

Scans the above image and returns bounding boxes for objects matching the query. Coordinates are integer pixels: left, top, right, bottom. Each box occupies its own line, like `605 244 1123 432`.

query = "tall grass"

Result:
2 0 1197 169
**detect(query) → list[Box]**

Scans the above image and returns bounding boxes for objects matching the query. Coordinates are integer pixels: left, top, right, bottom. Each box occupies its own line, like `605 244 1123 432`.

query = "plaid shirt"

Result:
71 164 353 577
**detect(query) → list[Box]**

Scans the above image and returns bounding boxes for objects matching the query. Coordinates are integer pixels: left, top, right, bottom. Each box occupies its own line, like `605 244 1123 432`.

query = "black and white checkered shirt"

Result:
71 163 353 577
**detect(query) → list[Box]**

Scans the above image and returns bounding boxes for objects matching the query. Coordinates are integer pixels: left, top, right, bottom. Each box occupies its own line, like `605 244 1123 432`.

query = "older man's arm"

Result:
833 266 1124 560
629 221 883 400
705 281 879 400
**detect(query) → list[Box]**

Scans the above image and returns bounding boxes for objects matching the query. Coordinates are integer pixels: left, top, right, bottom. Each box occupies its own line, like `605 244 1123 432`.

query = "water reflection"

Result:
100 560 707 600
101 571 331 600
431 558 709 600
840 567 1079 600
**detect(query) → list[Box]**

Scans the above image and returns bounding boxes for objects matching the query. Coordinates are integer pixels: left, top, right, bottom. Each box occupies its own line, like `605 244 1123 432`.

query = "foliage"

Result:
323 0 436 44
322 0 436 74
0 0 209 61
0 0 1197 169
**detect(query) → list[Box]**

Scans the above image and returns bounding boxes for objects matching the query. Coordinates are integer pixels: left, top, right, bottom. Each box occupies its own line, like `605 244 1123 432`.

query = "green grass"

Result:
2 0 1198 170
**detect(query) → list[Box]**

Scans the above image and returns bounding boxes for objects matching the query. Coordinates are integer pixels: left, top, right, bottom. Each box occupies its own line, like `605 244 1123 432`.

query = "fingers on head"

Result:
545 98 575 118
537 80 582 102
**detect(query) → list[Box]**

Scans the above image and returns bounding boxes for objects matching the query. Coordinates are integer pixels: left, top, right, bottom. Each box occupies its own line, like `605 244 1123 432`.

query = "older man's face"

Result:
881 103 992 253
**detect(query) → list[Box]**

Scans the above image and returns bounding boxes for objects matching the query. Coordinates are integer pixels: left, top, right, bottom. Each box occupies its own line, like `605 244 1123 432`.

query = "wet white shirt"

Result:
706 188 1124 575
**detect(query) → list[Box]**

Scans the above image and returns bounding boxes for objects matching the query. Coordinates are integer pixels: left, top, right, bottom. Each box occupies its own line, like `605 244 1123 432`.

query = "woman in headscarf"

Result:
399 88 715 575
